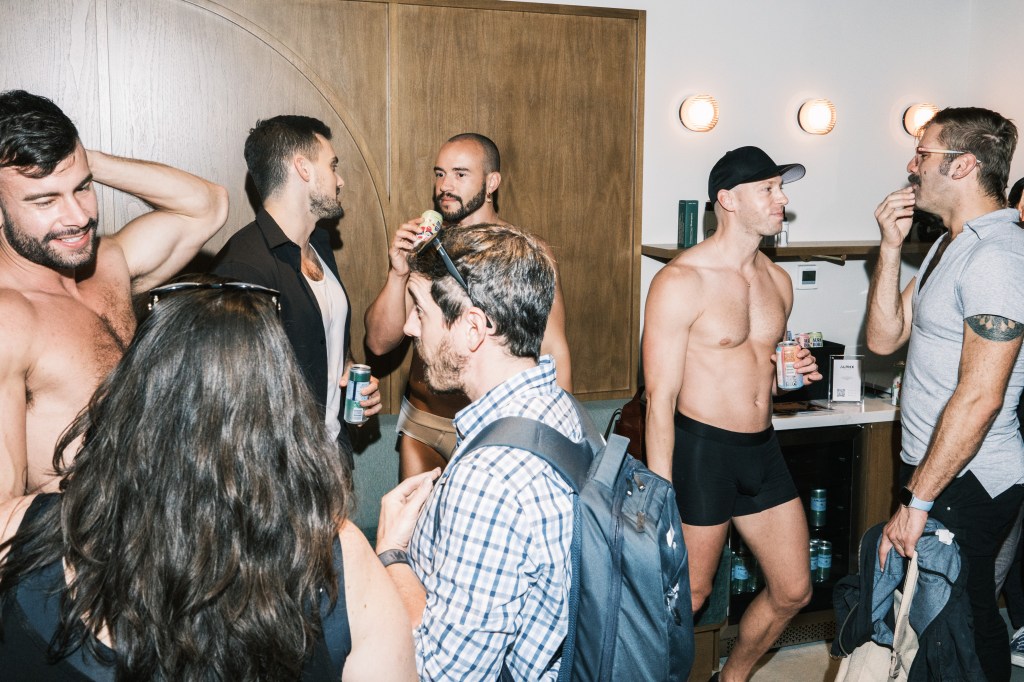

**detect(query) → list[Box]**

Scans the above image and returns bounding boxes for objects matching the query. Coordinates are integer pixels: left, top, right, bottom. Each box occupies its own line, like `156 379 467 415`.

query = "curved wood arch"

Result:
182 0 390 228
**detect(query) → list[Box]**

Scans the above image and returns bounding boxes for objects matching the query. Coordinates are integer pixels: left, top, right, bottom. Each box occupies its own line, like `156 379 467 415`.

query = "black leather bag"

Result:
611 388 646 464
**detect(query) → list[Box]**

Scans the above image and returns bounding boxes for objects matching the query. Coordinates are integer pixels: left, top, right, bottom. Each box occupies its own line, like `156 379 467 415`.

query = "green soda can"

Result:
731 550 750 595
810 488 827 528
746 556 762 593
816 540 832 582
809 540 820 578
344 364 372 424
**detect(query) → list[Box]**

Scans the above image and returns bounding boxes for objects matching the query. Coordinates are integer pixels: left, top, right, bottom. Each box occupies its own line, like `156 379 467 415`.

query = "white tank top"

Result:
304 252 348 441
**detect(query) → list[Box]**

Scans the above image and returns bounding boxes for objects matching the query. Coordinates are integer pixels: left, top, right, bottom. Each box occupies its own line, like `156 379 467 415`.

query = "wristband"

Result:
377 548 410 568
898 486 934 512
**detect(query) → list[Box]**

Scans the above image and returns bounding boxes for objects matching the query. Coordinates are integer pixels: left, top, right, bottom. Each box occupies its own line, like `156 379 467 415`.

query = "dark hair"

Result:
447 132 500 174
0 90 80 178
1009 177 1024 210
410 223 554 358
927 107 1018 203
244 115 332 200
0 277 350 680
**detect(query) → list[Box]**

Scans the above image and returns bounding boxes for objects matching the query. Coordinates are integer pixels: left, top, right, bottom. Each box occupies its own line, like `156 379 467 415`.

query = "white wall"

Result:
966 0 1024 187
507 0 1021 381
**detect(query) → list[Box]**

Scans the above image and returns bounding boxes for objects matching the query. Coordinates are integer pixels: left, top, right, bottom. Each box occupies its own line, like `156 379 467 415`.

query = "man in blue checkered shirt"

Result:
375 223 583 680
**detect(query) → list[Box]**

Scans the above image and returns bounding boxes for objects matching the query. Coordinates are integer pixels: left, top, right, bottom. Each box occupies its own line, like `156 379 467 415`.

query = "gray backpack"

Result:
463 397 693 681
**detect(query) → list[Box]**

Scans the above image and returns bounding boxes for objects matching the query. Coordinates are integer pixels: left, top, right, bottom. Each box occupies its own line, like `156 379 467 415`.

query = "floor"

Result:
719 610 1024 681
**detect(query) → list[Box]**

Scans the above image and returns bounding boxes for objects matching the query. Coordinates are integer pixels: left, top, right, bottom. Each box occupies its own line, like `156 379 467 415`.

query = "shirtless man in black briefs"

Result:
643 146 820 681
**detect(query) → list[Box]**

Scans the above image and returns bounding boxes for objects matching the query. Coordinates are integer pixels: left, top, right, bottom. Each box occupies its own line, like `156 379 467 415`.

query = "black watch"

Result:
898 486 934 512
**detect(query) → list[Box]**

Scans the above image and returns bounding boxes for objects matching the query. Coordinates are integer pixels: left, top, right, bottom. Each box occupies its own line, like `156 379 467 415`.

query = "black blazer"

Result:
211 209 352 430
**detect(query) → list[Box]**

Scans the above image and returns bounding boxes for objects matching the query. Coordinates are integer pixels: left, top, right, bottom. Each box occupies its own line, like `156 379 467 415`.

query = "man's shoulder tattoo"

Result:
966 314 1024 341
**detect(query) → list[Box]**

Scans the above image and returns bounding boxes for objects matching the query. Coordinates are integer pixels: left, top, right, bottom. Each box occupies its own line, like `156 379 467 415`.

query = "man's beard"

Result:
415 335 466 394
310 188 344 220
1 204 99 270
434 183 486 225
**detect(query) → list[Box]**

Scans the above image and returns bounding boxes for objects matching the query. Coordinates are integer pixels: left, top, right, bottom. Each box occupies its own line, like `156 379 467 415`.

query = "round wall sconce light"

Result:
798 98 837 135
903 103 939 137
679 94 719 132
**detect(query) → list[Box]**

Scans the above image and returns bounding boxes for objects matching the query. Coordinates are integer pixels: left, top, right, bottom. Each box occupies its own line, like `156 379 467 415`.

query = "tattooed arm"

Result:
909 314 1024 497
880 314 1023 563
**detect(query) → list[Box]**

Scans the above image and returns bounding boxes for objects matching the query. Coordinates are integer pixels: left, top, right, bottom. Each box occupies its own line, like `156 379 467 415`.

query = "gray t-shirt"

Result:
901 208 1024 497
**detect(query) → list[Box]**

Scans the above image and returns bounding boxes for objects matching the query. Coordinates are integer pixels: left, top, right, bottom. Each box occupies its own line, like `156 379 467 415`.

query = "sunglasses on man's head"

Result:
426 236 492 329
147 281 282 314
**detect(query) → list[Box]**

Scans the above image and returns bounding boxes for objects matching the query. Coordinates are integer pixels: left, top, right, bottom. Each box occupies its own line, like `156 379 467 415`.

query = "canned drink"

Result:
731 551 750 595
776 340 803 390
795 332 811 349
412 210 444 253
809 331 824 348
809 540 820 574
809 488 827 527
746 556 761 593
344 364 372 424
816 540 832 582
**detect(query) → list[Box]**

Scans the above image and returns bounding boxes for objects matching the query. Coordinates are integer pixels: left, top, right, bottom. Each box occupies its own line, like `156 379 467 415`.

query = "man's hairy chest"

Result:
23 287 134 406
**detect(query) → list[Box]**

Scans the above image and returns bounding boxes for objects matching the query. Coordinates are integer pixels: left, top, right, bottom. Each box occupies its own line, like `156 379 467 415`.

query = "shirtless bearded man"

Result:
643 146 820 681
364 133 572 478
0 90 228 501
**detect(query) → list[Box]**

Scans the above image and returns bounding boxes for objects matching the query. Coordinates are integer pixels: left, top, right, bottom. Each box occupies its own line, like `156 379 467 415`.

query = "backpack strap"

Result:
459 407 591 682
461 416 592 492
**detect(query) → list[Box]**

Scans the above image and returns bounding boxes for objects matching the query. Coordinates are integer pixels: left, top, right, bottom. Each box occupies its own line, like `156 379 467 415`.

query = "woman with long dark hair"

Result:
0 281 415 680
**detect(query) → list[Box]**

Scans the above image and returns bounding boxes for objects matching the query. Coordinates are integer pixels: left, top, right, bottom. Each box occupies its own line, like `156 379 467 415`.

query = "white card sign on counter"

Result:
829 355 864 404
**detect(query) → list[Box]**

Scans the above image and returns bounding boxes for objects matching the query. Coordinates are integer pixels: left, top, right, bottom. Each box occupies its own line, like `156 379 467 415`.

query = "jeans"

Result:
901 465 1024 682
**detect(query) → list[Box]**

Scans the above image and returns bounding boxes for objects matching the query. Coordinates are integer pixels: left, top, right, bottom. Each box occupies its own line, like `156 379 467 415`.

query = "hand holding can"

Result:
776 340 804 390
411 210 443 253
344 364 373 424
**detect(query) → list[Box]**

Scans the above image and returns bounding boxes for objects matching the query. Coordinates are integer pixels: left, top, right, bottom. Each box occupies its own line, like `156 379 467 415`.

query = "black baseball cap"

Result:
708 146 805 202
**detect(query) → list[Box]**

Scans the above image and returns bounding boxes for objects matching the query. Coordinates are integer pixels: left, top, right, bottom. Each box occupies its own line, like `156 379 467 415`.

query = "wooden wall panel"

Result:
103 0 391 375
0 0 643 411
0 0 111 230
391 3 641 399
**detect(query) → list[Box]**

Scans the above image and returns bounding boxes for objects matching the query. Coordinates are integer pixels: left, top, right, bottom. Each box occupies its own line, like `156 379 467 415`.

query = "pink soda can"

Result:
776 340 803 390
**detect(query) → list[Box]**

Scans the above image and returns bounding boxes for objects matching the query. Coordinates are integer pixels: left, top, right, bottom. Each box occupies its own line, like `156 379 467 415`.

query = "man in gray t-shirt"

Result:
866 106 1024 682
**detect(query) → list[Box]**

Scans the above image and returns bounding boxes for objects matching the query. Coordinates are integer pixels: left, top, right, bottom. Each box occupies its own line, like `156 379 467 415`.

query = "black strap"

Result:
461 416 592 492
457 397 602 681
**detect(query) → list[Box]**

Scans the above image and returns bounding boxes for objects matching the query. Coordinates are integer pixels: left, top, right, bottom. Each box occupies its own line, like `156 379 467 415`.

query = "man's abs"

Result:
676 346 777 433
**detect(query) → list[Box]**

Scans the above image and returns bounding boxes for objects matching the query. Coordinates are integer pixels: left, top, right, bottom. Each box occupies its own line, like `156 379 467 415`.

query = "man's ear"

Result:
486 171 501 196
716 188 736 212
462 307 492 352
950 153 982 181
293 154 312 183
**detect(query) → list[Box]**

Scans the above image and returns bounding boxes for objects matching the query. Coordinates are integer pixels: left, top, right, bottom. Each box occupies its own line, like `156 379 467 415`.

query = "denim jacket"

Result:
832 521 983 681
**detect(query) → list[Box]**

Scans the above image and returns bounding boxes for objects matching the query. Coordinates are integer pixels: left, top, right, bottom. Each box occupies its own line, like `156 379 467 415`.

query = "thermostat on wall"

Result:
796 264 817 290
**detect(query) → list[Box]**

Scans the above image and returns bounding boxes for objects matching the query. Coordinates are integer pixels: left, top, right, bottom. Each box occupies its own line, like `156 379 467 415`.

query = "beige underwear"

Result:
396 396 458 461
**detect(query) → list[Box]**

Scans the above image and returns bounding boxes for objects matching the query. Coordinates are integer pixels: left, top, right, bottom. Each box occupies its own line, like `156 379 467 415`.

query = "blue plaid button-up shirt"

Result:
409 356 582 681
